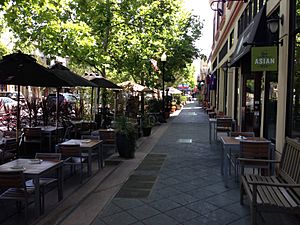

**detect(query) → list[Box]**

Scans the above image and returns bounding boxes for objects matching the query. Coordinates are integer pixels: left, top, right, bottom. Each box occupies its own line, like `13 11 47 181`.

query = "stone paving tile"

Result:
156 186 182 198
126 204 160 220
185 200 219 215
186 188 215 200
101 211 138 225
91 217 108 225
142 213 180 225
172 182 198 192
167 192 199 205
111 198 145 210
222 202 250 217
202 208 241 225
205 193 238 208
182 215 223 225
165 206 199 223
100 203 123 217
148 198 181 212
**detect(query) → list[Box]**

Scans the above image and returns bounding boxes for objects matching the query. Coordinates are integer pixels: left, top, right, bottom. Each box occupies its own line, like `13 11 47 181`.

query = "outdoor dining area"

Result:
0 52 187 224
0 52 124 223
205 105 275 186
203 103 300 225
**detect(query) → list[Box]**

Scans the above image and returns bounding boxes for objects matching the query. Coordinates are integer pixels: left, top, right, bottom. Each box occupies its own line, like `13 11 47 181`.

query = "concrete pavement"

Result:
91 101 300 225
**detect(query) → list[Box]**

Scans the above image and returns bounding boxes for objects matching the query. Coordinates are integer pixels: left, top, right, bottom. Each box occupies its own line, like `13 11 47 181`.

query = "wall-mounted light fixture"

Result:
266 14 284 46
221 60 231 72
209 0 248 16
267 14 284 34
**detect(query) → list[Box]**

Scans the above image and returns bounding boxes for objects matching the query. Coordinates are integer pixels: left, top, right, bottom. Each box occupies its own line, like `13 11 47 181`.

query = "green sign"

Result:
251 46 278 71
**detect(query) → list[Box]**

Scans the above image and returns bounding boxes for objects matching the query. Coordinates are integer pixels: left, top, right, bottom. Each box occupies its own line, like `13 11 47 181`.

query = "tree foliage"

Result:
1 0 203 89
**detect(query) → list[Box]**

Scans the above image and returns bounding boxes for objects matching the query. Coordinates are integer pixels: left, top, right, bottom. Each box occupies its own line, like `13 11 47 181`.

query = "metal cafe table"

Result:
57 139 104 176
0 158 63 216
219 136 268 187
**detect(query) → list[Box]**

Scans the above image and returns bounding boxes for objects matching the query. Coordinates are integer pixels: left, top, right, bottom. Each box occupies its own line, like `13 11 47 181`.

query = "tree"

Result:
1 0 204 89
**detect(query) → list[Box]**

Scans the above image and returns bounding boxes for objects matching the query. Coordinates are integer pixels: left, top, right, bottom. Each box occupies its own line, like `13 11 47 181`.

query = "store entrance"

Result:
264 72 278 143
243 73 263 136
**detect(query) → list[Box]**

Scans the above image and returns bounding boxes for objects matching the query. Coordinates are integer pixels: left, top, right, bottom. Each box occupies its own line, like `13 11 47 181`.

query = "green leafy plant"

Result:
115 116 137 158
142 114 155 128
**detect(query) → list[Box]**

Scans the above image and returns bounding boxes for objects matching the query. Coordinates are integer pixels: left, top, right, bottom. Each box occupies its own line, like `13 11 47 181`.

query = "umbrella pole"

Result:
16 85 21 157
114 91 117 121
97 87 100 113
91 87 94 121
56 88 59 128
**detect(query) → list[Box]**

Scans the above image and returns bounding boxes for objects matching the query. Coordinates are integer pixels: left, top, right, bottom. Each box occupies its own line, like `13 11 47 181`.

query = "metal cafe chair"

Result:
22 127 42 155
227 132 255 180
238 139 272 178
56 144 89 183
215 117 233 140
26 153 61 213
81 135 102 170
0 171 35 222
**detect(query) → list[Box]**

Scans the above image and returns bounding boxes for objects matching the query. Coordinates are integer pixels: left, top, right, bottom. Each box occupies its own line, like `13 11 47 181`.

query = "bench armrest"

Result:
247 181 300 188
238 158 280 164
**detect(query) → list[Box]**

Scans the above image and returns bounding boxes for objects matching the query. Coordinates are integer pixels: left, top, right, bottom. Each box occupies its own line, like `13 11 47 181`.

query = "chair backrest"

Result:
98 131 115 140
229 132 255 137
81 122 96 132
279 137 300 185
0 171 25 189
240 140 271 159
35 153 61 161
24 127 42 139
3 139 18 152
81 135 100 140
57 144 81 158
3 131 16 138
216 118 233 128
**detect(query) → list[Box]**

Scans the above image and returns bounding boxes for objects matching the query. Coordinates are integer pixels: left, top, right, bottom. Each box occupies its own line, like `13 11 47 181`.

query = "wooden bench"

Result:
239 137 300 225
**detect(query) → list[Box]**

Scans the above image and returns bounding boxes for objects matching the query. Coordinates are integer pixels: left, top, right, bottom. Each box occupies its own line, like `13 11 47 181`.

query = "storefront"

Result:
287 0 300 138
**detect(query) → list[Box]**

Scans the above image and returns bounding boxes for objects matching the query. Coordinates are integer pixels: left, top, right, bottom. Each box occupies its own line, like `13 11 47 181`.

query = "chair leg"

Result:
24 200 28 224
40 187 45 214
80 164 83 184
240 182 244 205
250 204 257 225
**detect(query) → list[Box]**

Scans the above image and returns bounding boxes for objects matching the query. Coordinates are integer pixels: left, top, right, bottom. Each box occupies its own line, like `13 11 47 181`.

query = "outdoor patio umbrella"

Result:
167 87 182 95
0 52 74 152
49 63 96 87
49 63 97 125
84 73 121 89
0 52 71 87
118 81 153 93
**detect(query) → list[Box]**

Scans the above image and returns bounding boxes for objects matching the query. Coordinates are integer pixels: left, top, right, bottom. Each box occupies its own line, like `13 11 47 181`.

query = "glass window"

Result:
291 33 300 136
229 29 234 49
290 1 300 137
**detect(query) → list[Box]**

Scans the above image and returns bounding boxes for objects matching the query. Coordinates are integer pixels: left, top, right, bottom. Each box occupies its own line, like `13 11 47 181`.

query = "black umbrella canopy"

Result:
50 63 96 87
84 73 121 89
0 52 70 87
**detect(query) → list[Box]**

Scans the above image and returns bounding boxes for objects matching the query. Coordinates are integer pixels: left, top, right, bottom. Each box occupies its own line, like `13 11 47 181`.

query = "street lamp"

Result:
161 52 167 122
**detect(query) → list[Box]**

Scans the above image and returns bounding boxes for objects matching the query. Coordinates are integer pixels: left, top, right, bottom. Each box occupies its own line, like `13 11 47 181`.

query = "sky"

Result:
184 0 214 58
184 0 214 78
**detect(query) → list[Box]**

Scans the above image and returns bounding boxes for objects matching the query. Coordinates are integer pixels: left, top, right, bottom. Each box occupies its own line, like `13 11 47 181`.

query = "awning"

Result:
230 6 266 67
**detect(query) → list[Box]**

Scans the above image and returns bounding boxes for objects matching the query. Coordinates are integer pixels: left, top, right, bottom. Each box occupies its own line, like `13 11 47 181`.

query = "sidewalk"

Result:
5 101 299 225
90 101 299 225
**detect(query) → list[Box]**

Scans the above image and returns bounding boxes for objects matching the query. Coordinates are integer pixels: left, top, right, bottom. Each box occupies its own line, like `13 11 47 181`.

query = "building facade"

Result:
209 0 299 154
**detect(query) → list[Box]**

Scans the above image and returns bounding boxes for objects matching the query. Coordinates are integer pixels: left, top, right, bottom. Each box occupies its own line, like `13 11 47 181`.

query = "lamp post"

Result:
161 52 167 122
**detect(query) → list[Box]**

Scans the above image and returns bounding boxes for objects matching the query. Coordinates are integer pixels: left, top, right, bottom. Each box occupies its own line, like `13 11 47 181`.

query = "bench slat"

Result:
256 176 279 206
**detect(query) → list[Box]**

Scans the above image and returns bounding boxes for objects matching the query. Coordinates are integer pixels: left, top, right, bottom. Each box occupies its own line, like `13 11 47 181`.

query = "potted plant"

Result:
142 114 154 136
115 116 137 158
